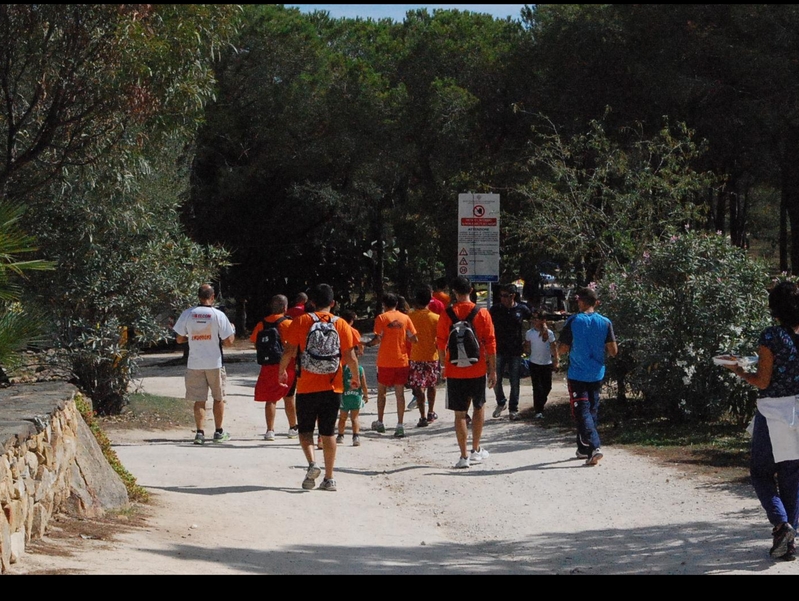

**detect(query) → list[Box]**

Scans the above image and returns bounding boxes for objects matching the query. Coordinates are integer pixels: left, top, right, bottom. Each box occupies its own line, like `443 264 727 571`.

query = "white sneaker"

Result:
469 448 490 463
534 413 544 420
492 404 505 418
264 430 276 441
287 426 299 439
407 397 418 410
585 448 603 466
509 411 520 421
454 456 471 469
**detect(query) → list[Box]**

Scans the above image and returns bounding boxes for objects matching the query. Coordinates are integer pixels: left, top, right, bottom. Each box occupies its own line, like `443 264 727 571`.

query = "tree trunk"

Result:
782 125 799 275
714 184 726 234
781 183 789 273
372 198 386 315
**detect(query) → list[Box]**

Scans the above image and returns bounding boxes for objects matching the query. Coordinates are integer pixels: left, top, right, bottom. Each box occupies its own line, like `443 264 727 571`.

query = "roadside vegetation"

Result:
0 5 797 482
538 397 750 485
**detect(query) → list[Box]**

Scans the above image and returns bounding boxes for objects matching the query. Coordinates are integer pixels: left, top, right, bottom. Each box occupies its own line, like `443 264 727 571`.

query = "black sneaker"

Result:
585 448 603 466
770 523 796 558
416 417 429 428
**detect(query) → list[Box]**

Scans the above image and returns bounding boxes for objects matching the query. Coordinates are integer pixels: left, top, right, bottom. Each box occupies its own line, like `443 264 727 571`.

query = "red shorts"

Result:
377 366 410 387
254 364 296 402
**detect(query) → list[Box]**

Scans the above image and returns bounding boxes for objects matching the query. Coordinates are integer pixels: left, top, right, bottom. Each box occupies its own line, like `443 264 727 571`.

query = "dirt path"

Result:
8 347 798 574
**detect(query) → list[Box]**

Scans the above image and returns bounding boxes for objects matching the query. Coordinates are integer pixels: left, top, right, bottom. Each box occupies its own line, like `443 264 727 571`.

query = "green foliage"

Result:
598 230 772 423
26 142 229 415
0 201 54 371
189 5 531 317
0 4 240 201
512 115 714 285
0 4 239 414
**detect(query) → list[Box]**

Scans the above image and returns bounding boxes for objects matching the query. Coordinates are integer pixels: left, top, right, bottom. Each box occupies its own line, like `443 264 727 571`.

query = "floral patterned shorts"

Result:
408 361 441 389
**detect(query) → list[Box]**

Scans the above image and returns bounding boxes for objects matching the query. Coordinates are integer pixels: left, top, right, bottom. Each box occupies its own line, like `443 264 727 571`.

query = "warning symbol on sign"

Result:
473 205 485 217
459 248 468 256
459 266 468 274
459 258 469 266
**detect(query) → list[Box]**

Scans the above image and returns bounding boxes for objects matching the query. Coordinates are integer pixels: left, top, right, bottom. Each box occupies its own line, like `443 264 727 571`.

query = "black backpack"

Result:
446 306 481 367
256 316 290 365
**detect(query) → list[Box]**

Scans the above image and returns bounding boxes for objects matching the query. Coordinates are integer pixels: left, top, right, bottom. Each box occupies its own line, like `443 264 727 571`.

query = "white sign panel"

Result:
458 193 500 282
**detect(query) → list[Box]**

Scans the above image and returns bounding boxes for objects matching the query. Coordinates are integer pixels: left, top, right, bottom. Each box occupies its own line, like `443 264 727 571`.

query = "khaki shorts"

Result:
185 367 226 403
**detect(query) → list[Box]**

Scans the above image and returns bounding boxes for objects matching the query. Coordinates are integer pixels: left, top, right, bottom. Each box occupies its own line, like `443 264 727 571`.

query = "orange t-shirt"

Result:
250 313 292 345
409 308 439 362
436 302 496 379
374 309 417 368
433 290 451 307
285 312 355 394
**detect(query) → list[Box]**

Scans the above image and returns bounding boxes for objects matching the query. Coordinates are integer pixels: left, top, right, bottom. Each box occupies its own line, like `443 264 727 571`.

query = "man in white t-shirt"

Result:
174 284 236 444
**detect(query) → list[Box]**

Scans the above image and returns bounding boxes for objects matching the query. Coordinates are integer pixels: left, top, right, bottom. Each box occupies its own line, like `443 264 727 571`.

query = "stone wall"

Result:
0 382 129 573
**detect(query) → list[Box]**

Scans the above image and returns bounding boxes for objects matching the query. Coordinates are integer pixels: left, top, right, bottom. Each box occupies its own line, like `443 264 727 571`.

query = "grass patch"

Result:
101 392 193 431
537 394 751 483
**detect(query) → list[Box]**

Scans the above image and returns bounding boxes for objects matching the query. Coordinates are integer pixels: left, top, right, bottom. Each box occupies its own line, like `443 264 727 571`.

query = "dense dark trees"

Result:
0 3 795 410
0 5 239 412
188 5 799 323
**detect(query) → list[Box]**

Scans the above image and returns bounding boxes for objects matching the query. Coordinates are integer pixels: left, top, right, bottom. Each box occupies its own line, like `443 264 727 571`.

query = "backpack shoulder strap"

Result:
466 306 480 323
446 306 458 324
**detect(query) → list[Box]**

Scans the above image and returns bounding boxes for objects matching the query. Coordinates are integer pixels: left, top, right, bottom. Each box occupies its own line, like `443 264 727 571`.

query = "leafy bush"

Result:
598 230 771 423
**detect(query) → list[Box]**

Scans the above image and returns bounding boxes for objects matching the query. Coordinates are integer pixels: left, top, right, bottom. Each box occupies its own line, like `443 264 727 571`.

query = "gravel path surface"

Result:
9 347 798 574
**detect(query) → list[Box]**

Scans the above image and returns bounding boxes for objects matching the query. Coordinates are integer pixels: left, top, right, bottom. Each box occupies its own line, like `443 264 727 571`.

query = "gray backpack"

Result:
446 306 481 367
301 313 341 374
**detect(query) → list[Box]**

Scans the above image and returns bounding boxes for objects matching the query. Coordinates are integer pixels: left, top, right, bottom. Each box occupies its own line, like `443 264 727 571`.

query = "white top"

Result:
173 305 235 370
525 327 556 365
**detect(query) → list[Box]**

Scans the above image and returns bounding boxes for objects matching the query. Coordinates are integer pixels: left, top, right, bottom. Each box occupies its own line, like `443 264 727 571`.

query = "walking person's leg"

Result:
492 355 508 418
751 412 797 557
373 379 387 432
265 402 277 432
284 394 298 433
394 383 406 427
507 356 522 417
296 393 322 489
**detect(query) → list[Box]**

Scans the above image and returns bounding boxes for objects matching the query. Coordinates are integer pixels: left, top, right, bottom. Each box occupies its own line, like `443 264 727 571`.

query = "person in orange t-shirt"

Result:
436 276 497 469
409 286 441 427
279 284 358 492
364 293 418 438
433 277 451 308
250 294 298 441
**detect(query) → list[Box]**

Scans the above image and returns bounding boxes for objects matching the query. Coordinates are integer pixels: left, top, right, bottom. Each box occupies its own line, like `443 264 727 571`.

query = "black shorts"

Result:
296 390 341 436
446 376 486 412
